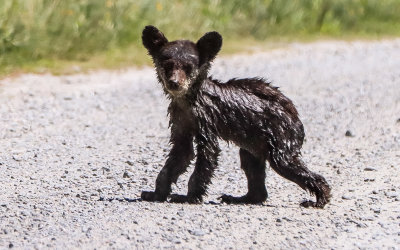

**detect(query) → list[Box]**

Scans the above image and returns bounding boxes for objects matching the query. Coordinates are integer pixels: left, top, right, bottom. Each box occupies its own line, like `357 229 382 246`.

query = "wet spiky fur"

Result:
140 25 331 208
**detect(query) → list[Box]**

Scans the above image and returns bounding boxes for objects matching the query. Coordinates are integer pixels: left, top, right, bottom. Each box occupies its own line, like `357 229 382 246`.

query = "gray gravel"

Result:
1 39 400 249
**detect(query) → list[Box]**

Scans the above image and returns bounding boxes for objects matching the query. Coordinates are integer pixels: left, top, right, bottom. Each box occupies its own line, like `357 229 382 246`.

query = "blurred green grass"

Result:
1 0 400 76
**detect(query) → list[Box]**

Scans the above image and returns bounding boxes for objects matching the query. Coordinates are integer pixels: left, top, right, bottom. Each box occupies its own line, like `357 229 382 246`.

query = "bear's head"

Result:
142 25 222 97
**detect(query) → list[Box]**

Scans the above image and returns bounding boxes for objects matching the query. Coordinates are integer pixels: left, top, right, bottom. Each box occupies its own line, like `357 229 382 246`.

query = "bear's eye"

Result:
183 64 193 74
163 61 174 71
159 54 170 61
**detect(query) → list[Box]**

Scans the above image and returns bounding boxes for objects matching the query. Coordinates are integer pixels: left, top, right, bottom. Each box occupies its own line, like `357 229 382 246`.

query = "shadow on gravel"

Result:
98 197 278 207
98 197 142 202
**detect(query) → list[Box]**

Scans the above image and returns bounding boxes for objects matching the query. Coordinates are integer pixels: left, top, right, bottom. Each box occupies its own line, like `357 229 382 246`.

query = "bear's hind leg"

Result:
220 149 268 204
269 152 331 208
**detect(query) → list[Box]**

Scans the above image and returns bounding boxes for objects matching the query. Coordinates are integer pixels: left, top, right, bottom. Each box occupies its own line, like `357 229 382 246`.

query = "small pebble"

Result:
371 208 381 214
342 195 351 200
356 222 368 228
385 191 398 198
12 155 21 162
189 229 205 236
345 130 354 137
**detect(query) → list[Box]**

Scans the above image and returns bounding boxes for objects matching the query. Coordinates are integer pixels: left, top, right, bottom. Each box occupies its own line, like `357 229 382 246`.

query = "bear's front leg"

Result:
169 133 220 204
141 130 194 202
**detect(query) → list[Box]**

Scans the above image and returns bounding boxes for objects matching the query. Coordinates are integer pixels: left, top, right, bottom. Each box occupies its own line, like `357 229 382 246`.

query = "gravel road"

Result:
1 39 399 249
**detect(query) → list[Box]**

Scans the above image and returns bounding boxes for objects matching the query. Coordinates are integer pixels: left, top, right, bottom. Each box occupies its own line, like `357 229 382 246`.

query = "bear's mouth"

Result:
166 80 180 91
165 85 189 97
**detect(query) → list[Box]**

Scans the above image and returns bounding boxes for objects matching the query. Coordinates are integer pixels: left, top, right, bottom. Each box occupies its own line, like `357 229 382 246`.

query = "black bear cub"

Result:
141 25 331 208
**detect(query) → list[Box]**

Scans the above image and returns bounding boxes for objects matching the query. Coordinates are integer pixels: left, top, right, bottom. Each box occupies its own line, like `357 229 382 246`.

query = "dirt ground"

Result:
0 39 399 249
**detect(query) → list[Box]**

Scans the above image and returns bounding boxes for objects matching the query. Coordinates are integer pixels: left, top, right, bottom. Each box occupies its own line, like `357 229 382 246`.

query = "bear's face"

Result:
142 26 222 97
156 41 200 96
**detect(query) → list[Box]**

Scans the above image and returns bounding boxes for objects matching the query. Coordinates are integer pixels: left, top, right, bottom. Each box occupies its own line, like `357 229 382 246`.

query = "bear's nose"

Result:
168 80 179 90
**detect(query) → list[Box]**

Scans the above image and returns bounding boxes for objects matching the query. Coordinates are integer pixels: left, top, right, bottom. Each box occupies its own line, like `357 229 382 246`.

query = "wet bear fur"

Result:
140 25 331 208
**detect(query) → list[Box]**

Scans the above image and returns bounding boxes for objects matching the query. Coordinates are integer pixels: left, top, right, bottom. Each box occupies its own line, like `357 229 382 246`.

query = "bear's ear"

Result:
196 31 222 66
142 25 168 56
